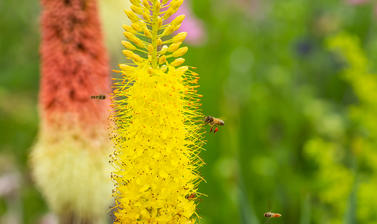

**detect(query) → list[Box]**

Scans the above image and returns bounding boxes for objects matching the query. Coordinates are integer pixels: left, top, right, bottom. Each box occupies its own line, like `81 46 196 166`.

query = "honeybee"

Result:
264 211 282 218
91 95 106 100
185 193 196 200
204 116 224 134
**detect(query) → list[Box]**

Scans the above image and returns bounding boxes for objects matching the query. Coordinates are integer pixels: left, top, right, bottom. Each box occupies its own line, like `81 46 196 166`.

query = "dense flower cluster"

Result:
111 0 205 223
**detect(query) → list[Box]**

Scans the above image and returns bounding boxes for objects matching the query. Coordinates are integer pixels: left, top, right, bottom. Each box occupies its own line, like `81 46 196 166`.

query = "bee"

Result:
91 95 106 100
264 211 282 224
264 211 282 218
204 116 224 134
185 193 196 200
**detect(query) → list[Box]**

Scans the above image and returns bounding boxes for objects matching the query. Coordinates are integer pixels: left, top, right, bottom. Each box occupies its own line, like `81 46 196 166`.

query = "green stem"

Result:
151 0 160 69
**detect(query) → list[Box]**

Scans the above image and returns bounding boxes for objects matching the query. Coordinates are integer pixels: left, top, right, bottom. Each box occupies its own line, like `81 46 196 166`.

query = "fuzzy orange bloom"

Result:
31 0 113 223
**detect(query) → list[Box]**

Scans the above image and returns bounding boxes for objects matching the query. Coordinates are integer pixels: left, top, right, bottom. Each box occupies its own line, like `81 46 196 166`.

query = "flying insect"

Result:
203 116 224 134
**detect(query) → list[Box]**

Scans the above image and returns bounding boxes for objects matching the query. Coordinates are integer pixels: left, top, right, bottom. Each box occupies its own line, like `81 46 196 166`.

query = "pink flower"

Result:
168 0 206 45
346 0 369 5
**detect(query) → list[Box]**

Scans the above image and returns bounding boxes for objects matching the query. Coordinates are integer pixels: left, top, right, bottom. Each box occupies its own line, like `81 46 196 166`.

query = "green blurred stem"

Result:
299 194 311 224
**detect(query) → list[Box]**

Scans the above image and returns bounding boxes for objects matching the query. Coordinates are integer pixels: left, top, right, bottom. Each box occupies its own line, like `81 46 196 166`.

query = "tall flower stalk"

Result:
31 0 112 223
111 0 205 222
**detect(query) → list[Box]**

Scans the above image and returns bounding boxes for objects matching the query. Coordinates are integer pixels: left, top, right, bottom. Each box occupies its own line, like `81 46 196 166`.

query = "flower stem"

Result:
151 0 160 69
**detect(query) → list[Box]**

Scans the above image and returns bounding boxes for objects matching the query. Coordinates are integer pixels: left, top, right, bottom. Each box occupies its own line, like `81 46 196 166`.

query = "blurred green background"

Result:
2 0 377 223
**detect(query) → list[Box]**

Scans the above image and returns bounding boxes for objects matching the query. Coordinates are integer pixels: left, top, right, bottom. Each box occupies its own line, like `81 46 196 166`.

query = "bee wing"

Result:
213 117 225 125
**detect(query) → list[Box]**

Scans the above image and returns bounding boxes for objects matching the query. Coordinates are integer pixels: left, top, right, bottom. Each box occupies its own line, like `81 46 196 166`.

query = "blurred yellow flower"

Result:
305 33 377 224
328 33 377 223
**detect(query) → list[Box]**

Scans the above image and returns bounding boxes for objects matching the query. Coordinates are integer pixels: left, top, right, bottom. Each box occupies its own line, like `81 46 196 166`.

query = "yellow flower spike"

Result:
177 66 189 73
191 71 199 76
171 15 186 27
172 0 184 9
142 0 151 10
161 25 176 37
154 0 161 11
157 38 163 46
171 58 185 66
124 10 140 23
122 50 143 62
112 1 205 223
119 64 135 73
172 32 187 43
131 22 143 32
142 11 151 21
173 24 182 32
143 27 153 39
123 31 145 48
124 27 137 36
160 45 168 55
130 0 141 6
162 7 178 20
168 42 183 52
122 41 137 51
159 55 167 64
148 44 154 54
172 47 188 57
131 5 144 15
160 65 168 72
157 16 163 28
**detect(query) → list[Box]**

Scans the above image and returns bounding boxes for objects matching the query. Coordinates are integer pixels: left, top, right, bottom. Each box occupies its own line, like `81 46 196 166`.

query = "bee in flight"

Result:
203 116 224 134
91 95 106 100
264 211 282 223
